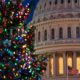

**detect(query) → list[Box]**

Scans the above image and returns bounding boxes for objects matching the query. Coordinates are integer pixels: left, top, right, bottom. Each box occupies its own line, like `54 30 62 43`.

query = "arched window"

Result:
44 30 47 41
51 28 55 39
49 1 52 5
76 27 80 38
67 27 71 38
44 3 46 7
61 0 64 4
59 27 63 39
68 0 71 3
55 0 57 4
38 31 40 42
75 0 77 3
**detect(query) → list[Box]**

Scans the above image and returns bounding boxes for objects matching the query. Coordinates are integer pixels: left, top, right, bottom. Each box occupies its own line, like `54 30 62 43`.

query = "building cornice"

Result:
34 43 80 54
33 18 80 27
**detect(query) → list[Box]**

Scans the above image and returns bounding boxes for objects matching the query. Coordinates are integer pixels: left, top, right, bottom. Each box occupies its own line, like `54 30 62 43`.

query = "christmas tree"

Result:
25 25 47 80
0 0 47 79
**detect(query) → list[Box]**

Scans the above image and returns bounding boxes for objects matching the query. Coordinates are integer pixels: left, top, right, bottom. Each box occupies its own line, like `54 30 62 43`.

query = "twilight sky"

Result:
23 0 39 24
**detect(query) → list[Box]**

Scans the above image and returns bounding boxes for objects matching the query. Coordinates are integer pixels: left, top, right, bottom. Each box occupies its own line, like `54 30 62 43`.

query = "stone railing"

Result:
34 38 80 48
34 8 80 19
33 15 80 25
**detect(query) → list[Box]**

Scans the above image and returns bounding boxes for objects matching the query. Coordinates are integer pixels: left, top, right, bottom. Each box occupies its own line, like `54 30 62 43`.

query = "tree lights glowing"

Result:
0 0 47 79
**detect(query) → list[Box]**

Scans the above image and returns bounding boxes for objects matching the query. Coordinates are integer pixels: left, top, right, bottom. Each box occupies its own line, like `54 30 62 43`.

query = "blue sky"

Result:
23 0 39 24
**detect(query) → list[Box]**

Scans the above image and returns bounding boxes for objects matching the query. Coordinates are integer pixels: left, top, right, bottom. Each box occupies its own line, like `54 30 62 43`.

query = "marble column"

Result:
34 29 37 46
46 57 50 77
78 0 79 8
71 0 75 8
53 53 56 78
57 0 60 8
41 28 43 43
47 26 50 41
42 27 44 41
55 26 58 40
73 51 76 69
79 0 80 7
64 0 67 8
63 52 67 75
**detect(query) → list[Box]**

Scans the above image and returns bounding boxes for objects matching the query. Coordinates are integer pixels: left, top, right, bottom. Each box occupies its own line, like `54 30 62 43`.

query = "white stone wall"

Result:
33 19 80 55
34 19 80 44
33 0 80 16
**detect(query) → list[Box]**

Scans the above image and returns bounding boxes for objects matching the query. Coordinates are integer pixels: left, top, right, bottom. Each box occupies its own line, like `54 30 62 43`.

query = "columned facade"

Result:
46 51 80 80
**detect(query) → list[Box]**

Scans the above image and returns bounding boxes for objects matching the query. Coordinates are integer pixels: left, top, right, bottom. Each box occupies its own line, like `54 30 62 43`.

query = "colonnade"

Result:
46 51 80 77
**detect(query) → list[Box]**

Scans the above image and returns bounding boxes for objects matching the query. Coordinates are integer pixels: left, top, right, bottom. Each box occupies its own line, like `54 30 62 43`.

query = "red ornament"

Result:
10 76 13 80
18 3 22 9
0 28 3 34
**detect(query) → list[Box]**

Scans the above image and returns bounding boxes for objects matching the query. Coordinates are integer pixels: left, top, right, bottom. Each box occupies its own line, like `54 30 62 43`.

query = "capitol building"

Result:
31 0 80 80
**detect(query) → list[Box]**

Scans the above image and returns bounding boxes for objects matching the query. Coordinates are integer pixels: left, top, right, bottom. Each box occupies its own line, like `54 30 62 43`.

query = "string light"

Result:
0 0 47 79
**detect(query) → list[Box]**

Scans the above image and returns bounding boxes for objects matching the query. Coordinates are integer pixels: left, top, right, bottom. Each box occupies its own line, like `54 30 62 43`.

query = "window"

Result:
49 56 54 75
49 1 52 5
61 0 64 4
68 27 71 38
44 3 46 7
68 0 70 3
38 31 40 42
75 0 77 3
55 0 57 4
77 52 80 73
44 30 47 41
67 52 73 75
58 56 64 74
51 28 55 39
67 55 72 67
76 27 80 38
59 28 63 39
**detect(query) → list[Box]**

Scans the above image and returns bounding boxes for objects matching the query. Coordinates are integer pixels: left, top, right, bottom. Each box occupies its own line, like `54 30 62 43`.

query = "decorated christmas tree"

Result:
25 25 47 80
0 0 47 79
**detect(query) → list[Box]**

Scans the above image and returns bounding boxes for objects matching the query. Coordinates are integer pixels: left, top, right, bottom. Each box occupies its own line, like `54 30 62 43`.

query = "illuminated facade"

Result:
31 0 80 80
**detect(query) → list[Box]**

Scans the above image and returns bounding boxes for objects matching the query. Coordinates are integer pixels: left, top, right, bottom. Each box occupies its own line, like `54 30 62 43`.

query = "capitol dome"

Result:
32 0 80 80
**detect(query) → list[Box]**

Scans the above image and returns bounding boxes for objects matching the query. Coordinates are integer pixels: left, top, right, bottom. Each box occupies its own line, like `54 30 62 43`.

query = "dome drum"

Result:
32 0 80 80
